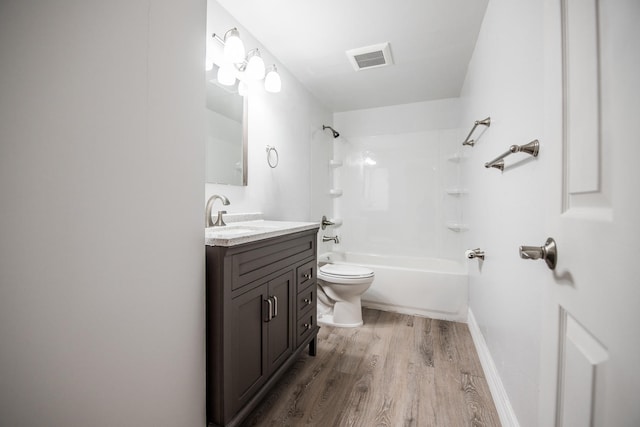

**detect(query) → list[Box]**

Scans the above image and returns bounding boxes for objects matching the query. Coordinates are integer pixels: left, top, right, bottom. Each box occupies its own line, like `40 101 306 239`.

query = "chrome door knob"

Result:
519 237 557 270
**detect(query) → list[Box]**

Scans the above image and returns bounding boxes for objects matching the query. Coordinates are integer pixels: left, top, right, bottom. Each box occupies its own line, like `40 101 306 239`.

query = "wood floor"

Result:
241 308 500 426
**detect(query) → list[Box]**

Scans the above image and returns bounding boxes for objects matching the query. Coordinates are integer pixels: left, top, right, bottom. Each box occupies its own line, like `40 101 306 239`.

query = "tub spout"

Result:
323 235 339 244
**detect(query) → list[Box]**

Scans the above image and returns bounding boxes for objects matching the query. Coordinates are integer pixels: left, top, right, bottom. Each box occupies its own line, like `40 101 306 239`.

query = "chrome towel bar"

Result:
485 139 539 171
462 117 491 146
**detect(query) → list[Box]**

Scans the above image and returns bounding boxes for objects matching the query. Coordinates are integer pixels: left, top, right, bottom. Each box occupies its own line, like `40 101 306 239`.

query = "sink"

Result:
205 225 264 237
205 219 320 247
207 227 256 237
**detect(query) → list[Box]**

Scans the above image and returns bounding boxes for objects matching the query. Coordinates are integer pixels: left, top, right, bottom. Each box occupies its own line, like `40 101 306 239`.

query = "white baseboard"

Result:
467 308 520 427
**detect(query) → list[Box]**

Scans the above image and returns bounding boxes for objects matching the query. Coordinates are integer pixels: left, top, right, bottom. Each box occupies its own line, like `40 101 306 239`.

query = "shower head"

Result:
322 125 340 139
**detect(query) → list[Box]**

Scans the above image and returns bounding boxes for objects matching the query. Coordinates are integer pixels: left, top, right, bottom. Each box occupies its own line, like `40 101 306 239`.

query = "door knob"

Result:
519 237 557 270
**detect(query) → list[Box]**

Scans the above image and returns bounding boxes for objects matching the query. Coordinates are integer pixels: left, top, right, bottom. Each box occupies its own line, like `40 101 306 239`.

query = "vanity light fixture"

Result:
222 28 245 63
212 28 281 94
264 65 281 93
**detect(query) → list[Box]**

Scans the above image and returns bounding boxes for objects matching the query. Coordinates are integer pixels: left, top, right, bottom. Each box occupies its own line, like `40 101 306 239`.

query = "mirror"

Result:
205 65 247 186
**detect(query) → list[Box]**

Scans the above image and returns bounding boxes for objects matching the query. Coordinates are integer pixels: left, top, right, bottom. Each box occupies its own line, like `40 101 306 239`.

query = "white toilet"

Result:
316 263 375 327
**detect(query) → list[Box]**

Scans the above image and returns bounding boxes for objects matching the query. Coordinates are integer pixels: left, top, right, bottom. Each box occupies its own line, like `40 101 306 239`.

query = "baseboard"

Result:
467 308 520 427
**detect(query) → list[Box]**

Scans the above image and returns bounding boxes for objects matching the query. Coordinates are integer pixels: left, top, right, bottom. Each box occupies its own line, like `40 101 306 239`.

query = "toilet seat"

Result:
319 264 374 280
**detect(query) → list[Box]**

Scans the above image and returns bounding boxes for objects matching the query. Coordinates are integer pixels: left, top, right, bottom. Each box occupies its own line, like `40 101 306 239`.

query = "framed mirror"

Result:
205 66 248 186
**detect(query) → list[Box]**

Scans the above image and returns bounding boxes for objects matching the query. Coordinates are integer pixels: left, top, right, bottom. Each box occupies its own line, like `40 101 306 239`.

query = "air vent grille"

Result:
346 42 393 71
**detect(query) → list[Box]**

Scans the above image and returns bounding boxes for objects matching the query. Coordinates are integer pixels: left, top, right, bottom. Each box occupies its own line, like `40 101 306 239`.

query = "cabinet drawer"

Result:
296 286 315 320
296 259 316 293
296 312 316 348
231 232 316 291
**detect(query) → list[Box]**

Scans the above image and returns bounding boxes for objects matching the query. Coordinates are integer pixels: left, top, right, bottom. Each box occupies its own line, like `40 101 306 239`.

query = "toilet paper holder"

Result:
466 248 485 260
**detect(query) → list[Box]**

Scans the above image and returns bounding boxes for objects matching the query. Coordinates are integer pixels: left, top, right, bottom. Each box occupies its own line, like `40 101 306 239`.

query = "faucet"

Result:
205 194 230 227
323 235 340 244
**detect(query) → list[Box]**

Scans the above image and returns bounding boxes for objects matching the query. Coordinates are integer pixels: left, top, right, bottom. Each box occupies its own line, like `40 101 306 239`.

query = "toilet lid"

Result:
319 264 374 279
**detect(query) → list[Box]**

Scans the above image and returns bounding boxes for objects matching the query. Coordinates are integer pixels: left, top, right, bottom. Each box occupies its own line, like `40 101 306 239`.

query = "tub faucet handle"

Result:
321 215 335 230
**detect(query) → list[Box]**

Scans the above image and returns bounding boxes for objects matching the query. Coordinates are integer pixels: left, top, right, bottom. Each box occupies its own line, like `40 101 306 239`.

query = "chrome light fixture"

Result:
212 28 281 94
222 28 245 64
264 65 281 93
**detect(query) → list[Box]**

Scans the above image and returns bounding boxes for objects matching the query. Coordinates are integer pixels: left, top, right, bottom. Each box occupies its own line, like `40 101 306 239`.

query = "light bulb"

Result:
245 50 265 80
217 63 236 86
264 65 281 93
223 28 245 63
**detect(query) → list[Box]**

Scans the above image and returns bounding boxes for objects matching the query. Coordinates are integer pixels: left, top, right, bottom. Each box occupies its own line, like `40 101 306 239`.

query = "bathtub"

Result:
321 252 469 322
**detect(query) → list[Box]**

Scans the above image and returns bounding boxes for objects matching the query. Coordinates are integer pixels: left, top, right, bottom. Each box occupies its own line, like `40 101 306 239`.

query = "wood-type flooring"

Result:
241 308 500 426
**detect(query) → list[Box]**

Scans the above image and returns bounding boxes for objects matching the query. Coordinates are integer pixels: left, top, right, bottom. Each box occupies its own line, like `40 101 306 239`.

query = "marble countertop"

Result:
205 219 320 247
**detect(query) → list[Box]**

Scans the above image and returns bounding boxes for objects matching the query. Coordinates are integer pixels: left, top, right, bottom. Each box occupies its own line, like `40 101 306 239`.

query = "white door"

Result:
539 0 640 425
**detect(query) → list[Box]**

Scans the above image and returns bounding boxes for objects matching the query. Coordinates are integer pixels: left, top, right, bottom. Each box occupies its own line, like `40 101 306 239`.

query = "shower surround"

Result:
332 98 467 319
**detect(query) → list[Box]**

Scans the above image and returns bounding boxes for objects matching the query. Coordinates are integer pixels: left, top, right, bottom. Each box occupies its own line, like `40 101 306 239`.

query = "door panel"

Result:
229 283 268 415
541 0 640 425
267 270 294 373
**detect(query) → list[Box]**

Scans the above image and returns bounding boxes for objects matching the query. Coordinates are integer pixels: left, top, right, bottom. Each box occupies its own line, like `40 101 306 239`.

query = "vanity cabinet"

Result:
206 228 319 427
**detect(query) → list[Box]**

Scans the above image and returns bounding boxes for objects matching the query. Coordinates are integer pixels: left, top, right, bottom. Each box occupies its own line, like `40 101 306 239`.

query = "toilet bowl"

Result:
317 263 375 327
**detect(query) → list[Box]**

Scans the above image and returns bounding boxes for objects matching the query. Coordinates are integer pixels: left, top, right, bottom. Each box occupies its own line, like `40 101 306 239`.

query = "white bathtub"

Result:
322 252 469 322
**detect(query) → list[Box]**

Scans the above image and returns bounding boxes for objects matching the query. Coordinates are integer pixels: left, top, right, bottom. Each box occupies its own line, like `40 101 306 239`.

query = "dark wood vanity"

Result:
205 227 319 427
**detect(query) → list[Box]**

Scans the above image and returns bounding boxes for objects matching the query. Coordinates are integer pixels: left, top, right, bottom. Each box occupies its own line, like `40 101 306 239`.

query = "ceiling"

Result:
216 0 488 113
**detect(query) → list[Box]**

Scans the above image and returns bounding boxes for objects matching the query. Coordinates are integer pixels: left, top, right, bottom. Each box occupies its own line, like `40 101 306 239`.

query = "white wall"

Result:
205 1 333 237
0 1 205 426
460 0 546 425
333 99 464 260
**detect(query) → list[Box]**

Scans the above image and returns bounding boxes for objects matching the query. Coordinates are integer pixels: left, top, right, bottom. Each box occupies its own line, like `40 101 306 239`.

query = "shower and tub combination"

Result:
317 118 470 325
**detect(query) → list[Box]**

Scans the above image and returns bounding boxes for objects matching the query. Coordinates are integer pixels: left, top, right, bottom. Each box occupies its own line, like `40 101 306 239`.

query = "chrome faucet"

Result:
205 194 230 227
323 235 339 244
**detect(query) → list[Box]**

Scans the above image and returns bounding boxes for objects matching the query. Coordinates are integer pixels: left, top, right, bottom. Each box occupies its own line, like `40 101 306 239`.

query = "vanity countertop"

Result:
205 219 320 247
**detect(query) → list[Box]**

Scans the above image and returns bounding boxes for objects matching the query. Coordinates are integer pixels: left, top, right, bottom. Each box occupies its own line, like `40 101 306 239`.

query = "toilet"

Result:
316 263 375 327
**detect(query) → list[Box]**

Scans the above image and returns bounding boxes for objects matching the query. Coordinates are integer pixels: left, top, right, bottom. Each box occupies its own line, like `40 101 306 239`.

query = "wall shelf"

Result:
447 153 463 163
446 222 469 232
445 189 468 196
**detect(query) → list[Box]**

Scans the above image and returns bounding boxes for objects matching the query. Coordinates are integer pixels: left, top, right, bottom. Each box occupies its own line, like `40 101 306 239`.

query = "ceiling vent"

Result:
346 42 393 71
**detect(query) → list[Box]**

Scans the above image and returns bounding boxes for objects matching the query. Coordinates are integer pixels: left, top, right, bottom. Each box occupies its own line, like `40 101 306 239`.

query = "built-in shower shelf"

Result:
445 189 468 196
329 160 343 168
447 153 464 163
329 189 343 197
446 222 469 232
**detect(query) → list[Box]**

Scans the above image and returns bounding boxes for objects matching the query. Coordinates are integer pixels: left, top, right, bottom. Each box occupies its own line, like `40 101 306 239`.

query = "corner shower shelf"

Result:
329 189 343 197
445 189 468 196
447 153 464 163
446 222 469 232
329 160 343 168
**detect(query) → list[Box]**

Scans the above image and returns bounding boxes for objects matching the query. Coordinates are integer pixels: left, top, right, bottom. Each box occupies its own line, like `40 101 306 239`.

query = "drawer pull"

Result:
303 323 312 330
272 295 278 318
303 273 312 280
265 298 273 322
303 298 312 305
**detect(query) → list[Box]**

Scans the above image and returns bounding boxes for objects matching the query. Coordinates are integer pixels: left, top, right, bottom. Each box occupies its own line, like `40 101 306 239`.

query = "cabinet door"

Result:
266 270 294 374
228 283 268 416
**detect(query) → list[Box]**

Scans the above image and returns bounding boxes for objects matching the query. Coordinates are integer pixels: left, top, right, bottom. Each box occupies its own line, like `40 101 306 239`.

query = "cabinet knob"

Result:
303 323 312 330
303 273 312 280
303 298 311 305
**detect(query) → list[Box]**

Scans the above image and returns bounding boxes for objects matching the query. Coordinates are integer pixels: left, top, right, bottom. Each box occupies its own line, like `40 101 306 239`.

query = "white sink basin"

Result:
205 220 320 247
206 227 257 237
